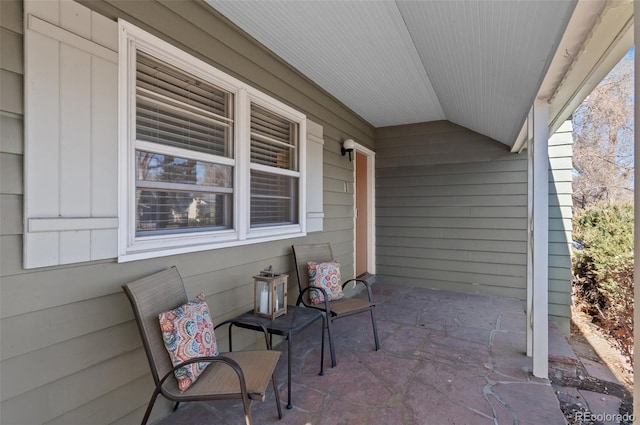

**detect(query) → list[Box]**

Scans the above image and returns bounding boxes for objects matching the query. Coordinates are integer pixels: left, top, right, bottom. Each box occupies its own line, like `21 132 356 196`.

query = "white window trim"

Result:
117 20 306 262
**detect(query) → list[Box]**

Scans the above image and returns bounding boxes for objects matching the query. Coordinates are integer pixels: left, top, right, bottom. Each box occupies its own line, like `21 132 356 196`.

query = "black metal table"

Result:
229 305 325 409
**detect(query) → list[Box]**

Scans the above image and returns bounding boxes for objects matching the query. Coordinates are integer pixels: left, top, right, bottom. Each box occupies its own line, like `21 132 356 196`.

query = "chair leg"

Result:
370 307 380 351
173 402 180 412
272 374 283 419
319 315 326 376
242 395 252 425
326 317 337 367
140 389 161 425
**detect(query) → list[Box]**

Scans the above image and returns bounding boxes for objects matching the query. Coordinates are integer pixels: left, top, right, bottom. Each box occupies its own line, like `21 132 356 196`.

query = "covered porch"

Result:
152 283 567 425
1 0 637 424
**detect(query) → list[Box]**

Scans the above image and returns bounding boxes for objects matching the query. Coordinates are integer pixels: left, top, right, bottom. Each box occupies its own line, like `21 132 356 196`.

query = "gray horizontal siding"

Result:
375 121 528 301
1 69 23 114
548 121 573 335
0 114 24 154
0 1 372 424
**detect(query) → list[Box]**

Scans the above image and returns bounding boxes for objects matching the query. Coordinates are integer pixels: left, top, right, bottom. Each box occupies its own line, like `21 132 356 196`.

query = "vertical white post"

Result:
532 99 549 378
633 1 639 419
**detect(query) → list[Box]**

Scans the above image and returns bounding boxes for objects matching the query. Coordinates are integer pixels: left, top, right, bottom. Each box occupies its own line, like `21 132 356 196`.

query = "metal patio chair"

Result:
291 243 380 367
122 266 282 425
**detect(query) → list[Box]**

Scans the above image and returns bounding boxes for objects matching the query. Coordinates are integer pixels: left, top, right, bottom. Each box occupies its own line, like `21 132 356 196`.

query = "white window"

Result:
135 52 235 235
250 104 299 228
119 21 306 261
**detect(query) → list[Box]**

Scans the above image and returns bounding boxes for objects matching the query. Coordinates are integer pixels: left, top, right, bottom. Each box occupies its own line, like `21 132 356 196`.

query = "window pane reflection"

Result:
136 191 232 235
136 151 232 187
135 150 233 235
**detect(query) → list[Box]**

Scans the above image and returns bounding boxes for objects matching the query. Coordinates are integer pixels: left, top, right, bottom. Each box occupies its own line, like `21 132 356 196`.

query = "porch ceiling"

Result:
206 0 577 148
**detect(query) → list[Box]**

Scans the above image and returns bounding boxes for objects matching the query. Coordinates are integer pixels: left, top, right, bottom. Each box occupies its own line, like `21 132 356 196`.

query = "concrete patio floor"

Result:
152 283 567 425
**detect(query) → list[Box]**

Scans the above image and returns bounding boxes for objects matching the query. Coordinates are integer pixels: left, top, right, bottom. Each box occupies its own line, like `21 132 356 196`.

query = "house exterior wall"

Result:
375 121 529 300
0 1 373 424
548 121 573 335
375 119 573 335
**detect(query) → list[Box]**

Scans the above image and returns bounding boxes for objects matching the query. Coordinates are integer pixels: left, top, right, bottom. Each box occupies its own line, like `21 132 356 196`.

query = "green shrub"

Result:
572 203 634 366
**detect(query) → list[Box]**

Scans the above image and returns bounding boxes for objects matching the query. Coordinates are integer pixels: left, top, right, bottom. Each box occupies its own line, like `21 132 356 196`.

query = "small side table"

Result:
230 305 325 409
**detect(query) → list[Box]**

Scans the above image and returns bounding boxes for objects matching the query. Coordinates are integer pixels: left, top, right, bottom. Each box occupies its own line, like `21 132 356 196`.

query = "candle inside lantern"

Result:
259 285 269 314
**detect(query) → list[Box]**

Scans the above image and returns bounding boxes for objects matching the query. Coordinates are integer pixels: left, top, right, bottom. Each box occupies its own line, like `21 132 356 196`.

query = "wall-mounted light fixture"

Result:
341 139 355 162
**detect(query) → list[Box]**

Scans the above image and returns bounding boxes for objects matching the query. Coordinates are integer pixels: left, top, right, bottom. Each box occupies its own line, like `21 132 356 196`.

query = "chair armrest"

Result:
216 319 272 350
342 278 374 302
296 286 314 307
296 286 331 315
157 355 248 395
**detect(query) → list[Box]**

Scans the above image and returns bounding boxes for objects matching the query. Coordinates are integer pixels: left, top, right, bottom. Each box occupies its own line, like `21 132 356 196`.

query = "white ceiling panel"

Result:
208 0 444 127
206 0 576 147
396 0 576 145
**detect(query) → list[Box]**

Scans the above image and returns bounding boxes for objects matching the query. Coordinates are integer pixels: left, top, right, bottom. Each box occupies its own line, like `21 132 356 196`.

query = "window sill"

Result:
118 229 306 263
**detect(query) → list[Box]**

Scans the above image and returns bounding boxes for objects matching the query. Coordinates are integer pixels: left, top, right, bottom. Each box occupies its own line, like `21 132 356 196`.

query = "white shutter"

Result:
24 1 119 268
305 120 324 232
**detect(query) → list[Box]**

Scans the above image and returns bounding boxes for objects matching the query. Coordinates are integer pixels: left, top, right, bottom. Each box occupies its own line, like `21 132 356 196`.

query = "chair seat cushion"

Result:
159 294 219 391
162 350 281 400
308 261 345 305
311 297 374 316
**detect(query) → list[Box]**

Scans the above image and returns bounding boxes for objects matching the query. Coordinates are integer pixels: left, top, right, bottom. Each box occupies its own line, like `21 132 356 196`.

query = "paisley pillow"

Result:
158 294 218 391
308 261 344 305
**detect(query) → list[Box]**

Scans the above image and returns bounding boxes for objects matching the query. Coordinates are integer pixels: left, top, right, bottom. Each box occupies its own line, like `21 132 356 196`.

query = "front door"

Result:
355 151 368 276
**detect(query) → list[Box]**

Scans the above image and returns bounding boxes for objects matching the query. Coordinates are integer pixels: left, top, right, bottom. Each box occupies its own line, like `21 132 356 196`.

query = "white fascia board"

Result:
514 0 633 153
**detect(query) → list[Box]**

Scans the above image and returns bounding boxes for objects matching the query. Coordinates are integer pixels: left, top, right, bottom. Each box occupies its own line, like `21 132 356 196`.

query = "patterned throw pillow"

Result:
308 261 345 305
158 294 219 392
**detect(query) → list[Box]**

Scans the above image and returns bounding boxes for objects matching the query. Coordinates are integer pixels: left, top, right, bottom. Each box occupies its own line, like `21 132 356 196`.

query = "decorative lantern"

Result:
253 271 288 320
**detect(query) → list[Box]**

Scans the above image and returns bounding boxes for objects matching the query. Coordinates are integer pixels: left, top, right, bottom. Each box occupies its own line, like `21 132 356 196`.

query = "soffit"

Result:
206 0 576 148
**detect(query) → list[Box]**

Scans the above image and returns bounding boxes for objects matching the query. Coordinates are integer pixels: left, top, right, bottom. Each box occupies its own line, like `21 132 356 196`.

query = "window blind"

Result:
250 104 297 170
250 171 298 227
136 52 233 158
249 104 299 227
